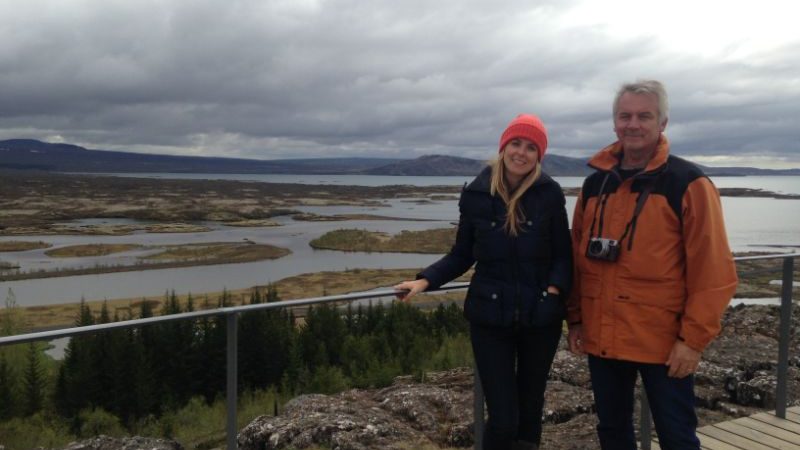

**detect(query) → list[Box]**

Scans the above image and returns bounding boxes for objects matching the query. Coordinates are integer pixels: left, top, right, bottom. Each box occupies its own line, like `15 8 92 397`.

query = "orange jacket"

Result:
567 137 738 363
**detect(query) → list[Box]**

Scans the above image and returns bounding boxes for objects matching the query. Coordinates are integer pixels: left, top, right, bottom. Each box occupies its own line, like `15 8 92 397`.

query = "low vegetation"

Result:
310 228 456 253
142 242 287 262
45 243 142 257
0 242 291 283
0 241 52 252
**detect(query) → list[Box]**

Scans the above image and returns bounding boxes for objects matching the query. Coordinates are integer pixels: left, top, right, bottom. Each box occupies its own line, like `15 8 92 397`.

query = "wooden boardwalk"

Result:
647 406 800 449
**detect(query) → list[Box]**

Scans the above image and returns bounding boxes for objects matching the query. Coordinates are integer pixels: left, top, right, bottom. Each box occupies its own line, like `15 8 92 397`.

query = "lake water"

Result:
2 174 798 307
86 173 800 195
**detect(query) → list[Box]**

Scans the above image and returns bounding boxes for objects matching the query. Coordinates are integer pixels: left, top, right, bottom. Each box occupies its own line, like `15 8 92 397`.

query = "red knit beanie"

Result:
498 114 548 160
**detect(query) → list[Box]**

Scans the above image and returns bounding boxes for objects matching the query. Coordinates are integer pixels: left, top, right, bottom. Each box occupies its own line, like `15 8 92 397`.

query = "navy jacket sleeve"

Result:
546 187 573 296
417 199 476 290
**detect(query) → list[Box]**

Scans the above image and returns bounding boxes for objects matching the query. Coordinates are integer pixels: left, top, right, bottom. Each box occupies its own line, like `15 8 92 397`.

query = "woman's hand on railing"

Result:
393 278 430 302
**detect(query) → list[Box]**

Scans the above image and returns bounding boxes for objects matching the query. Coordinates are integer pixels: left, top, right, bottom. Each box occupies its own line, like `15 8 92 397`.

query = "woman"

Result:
395 114 572 450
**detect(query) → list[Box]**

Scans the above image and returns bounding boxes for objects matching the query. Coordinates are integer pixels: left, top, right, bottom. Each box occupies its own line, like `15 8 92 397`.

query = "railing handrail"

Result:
731 252 800 262
0 282 471 347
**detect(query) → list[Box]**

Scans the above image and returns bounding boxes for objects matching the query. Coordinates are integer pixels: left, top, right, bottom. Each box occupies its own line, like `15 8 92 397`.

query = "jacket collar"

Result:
588 135 670 175
465 164 554 193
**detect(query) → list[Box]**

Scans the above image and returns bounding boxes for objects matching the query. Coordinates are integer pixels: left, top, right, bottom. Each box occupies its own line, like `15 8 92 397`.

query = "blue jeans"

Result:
588 355 700 450
471 322 562 450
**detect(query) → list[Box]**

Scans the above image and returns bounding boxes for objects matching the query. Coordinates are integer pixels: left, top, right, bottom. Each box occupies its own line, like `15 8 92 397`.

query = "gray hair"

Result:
613 79 669 126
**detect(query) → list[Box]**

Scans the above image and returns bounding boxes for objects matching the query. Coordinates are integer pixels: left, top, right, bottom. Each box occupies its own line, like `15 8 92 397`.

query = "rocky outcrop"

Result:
240 304 797 449
58 435 183 450
239 368 474 450
239 365 599 450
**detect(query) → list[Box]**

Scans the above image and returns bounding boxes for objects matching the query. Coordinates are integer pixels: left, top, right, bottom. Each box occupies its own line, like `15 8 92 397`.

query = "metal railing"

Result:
0 253 796 449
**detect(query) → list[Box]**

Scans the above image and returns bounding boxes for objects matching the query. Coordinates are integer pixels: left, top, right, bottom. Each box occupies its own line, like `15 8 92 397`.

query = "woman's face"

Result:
501 137 539 187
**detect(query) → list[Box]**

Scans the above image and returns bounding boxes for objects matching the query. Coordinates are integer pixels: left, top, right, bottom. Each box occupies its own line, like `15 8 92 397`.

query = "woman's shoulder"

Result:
525 172 566 203
531 171 562 191
463 165 493 193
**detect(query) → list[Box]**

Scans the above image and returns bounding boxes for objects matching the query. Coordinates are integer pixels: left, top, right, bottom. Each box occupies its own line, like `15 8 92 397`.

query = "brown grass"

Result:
45 243 142 257
309 228 456 253
18 267 470 332
142 242 287 262
0 240 52 252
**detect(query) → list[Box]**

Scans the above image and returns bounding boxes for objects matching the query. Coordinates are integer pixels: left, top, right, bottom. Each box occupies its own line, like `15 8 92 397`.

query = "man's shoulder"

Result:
664 154 707 184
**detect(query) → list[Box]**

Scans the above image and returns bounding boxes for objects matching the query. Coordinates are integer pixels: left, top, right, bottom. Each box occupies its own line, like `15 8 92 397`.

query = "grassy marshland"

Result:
310 228 456 253
0 240 52 252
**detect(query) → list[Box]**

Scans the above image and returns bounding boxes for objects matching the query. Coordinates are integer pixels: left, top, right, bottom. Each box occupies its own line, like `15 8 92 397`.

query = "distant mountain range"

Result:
1 139 798 177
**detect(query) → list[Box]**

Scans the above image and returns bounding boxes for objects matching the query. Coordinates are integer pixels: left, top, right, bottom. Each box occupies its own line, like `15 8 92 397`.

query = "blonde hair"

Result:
489 157 542 236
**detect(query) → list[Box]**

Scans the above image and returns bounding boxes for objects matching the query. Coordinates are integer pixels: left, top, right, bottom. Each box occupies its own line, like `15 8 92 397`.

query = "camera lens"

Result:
589 240 603 255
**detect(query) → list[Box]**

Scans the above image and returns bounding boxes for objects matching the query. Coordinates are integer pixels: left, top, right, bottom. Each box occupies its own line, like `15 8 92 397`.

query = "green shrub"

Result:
308 365 349 394
0 413 73 449
425 334 473 371
78 407 126 438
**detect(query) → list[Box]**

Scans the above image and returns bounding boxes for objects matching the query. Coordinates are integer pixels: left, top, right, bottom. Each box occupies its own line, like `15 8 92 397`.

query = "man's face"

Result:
614 92 666 156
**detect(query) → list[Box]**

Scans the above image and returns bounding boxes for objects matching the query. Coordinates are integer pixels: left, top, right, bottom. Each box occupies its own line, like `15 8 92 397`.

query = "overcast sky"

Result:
0 0 798 168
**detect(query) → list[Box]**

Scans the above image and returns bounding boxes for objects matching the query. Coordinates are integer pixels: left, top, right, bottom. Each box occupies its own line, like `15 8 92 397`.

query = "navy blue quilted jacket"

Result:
419 166 572 327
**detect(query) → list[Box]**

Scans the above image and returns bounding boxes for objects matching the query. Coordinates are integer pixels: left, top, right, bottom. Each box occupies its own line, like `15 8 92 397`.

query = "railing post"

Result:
473 361 484 450
227 312 239 450
776 256 794 419
639 383 652 450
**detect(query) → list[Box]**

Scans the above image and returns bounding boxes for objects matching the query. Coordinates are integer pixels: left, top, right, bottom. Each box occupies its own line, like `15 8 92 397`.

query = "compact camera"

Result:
586 237 620 262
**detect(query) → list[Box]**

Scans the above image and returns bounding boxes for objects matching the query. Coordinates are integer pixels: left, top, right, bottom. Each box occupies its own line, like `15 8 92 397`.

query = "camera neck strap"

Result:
587 171 659 251
587 172 611 239
618 178 656 251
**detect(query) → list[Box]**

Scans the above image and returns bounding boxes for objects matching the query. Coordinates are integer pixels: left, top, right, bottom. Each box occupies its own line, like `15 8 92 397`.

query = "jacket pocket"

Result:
615 277 686 312
528 289 565 327
613 278 685 354
463 281 505 327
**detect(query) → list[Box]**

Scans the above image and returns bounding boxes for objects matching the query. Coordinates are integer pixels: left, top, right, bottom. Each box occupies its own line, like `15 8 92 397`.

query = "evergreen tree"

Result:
345 303 356 333
281 331 305 395
186 293 195 312
266 284 280 303
54 299 97 419
299 304 346 370
152 291 194 407
126 326 158 421
22 342 45 416
1 288 21 336
340 335 372 387
238 289 265 391
0 353 15 418
190 295 227 403
90 301 116 410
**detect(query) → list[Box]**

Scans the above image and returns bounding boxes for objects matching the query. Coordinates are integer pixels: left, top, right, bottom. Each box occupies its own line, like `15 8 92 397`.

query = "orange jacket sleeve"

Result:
679 177 738 352
566 190 585 325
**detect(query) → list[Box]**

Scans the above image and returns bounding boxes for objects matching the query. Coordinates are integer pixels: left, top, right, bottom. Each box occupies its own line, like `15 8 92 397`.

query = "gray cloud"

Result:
0 0 798 167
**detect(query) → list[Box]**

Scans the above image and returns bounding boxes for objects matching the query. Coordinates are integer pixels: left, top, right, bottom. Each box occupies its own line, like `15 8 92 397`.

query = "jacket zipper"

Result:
511 235 521 323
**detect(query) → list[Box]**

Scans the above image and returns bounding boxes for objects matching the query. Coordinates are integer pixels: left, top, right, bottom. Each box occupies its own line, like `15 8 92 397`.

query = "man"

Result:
567 80 738 450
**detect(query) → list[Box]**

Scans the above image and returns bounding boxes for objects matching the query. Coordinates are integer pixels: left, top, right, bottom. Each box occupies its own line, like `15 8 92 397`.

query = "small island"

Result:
0 241 290 282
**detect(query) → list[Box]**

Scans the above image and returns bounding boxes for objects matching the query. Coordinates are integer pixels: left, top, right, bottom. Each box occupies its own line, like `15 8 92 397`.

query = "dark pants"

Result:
588 355 700 450
471 322 562 450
